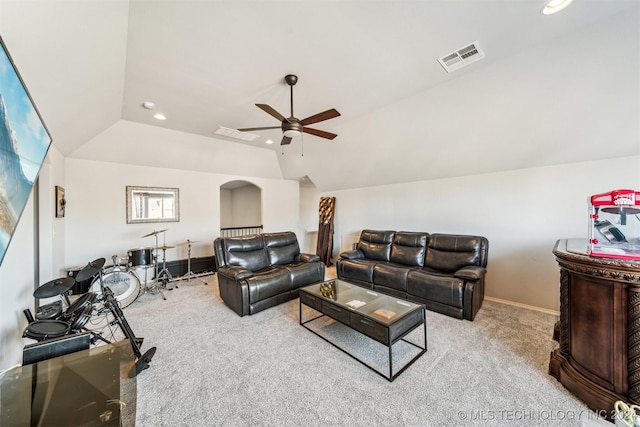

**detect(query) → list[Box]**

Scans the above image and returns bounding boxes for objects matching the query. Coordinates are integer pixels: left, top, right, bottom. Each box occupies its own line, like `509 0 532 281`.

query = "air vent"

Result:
214 126 260 141
437 41 485 73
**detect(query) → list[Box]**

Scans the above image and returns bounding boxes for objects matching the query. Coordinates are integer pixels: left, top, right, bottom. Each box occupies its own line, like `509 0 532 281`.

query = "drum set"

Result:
20 228 206 371
63 229 206 308
22 257 156 375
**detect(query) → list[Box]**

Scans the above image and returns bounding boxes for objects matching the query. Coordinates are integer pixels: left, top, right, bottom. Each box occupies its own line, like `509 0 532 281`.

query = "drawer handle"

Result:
360 319 374 327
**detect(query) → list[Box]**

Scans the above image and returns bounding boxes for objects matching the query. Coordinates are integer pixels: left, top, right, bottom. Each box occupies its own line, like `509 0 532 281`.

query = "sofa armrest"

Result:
454 266 486 281
218 266 254 280
296 253 320 263
339 249 365 260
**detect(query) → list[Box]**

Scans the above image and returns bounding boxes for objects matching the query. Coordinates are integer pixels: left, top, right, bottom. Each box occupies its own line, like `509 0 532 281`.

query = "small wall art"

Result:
55 185 66 218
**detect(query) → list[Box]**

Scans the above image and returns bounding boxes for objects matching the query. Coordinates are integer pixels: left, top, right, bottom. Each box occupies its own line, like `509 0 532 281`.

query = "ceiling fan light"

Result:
283 129 301 138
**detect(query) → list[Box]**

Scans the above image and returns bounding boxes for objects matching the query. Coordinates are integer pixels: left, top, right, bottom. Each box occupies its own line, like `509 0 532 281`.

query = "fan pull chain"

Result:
301 132 304 157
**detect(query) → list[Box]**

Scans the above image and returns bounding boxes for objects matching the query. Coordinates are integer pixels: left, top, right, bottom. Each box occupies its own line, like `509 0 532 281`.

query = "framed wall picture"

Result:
55 186 66 218
126 186 179 224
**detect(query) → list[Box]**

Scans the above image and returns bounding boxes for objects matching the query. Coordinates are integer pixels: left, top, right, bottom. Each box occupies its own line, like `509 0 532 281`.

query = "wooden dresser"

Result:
549 239 640 419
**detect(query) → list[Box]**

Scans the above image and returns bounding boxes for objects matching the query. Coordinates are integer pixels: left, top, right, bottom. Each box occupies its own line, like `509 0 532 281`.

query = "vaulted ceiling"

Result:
1 0 638 191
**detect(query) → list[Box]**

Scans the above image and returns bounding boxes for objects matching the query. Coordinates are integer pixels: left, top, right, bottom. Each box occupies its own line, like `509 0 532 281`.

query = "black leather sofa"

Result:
214 232 325 316
336 230 488 320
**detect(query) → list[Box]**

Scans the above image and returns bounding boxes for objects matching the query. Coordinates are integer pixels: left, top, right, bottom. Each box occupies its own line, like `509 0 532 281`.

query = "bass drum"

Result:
130 264 156 284
90 269 141 308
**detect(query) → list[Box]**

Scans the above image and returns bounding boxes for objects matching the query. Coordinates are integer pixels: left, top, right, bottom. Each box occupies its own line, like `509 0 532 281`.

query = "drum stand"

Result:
87 268 156 375
156 247 175 290
178 240 207 285
143 231 168 299
139 262 165 300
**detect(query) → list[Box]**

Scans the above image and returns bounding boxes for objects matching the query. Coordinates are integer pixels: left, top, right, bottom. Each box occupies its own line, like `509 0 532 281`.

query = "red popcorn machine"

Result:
589 189 640 260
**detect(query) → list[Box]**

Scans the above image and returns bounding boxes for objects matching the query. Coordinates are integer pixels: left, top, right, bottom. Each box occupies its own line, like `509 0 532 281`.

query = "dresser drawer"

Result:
300 292 322 311
322 300 350 324
351 313 388 345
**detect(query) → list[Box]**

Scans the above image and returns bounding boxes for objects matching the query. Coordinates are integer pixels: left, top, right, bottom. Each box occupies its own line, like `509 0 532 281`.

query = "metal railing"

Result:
220 225 263 238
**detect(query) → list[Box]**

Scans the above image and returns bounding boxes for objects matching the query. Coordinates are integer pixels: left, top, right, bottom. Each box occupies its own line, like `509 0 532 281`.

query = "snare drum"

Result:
23 320 70 341
90 269 141 308
128 248 154 267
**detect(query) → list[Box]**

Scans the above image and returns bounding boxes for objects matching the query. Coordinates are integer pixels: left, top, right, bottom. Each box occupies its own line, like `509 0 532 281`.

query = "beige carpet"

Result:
116 268 601 426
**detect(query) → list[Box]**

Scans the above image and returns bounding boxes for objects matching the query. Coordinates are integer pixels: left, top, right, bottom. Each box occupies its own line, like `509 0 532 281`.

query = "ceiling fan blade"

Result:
303 127 337 140
256 104 288 123
299 108 341 126
237 126 280 132
281 136 293 145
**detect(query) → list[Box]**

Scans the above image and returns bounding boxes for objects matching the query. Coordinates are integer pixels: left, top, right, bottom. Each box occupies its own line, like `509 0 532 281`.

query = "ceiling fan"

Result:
238 74 340 145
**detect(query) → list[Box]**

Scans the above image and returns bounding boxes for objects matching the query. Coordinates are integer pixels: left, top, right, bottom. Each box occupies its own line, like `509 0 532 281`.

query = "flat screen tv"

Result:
0 36 52 267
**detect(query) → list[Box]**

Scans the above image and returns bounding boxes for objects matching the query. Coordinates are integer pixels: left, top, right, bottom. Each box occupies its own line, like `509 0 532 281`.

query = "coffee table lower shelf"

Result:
299 301 427 382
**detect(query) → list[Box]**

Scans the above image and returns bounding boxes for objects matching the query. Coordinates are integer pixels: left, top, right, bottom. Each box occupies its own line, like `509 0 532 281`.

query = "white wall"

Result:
65 158 300 268
230 185 261 228
0 196 35 370
299 180 321 254
0 145 66 371
219 189 232 228
328 156 640 312
39 146 67 283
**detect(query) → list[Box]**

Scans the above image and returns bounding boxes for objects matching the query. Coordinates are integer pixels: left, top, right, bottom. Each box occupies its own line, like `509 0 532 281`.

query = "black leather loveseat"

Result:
214 232 325 316
336 230 488 320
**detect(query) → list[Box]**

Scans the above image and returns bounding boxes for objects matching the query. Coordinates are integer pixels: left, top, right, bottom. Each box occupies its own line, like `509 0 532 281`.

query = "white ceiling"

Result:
1 0 639 191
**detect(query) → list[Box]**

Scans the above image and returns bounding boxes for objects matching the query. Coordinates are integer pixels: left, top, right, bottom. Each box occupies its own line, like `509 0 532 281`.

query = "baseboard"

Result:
162 256 217 279
484 296 559 317
66 256 217 294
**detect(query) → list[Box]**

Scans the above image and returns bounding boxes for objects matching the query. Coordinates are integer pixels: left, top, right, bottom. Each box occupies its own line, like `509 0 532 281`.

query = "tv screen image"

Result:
0 37 52 267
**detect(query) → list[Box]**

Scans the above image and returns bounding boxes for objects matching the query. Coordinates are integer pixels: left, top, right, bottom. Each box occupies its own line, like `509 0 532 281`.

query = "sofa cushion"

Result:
246 267 292 302
373 262 411 292
358 230 395 261
264 232 300 265
283 262 325 289
338 258 378 283
223 235 270 271
407 269 464 309
425 234 483 273
390 232 428 267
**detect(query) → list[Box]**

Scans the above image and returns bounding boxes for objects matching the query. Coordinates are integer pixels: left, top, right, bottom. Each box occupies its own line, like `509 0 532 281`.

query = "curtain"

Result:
316 197 336 267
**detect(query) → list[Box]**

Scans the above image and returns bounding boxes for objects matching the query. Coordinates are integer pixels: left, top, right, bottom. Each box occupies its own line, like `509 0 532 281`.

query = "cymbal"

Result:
75 257 106 282
157 245 175 250
601 207 640 215
142 229 168 238
33 277 76 298
89 257 106 269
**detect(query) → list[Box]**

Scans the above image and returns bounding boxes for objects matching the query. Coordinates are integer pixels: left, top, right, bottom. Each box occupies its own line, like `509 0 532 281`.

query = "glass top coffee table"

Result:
299 279 427 381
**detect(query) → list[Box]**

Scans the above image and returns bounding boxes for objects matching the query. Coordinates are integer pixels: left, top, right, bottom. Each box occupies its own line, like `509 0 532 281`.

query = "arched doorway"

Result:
219 180 262 237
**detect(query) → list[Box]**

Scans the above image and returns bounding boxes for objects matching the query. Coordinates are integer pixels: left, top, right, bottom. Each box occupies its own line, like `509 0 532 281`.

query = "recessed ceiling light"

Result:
142 101 156 109
265 139 274 145
153 113 166 121
541 0 574 15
